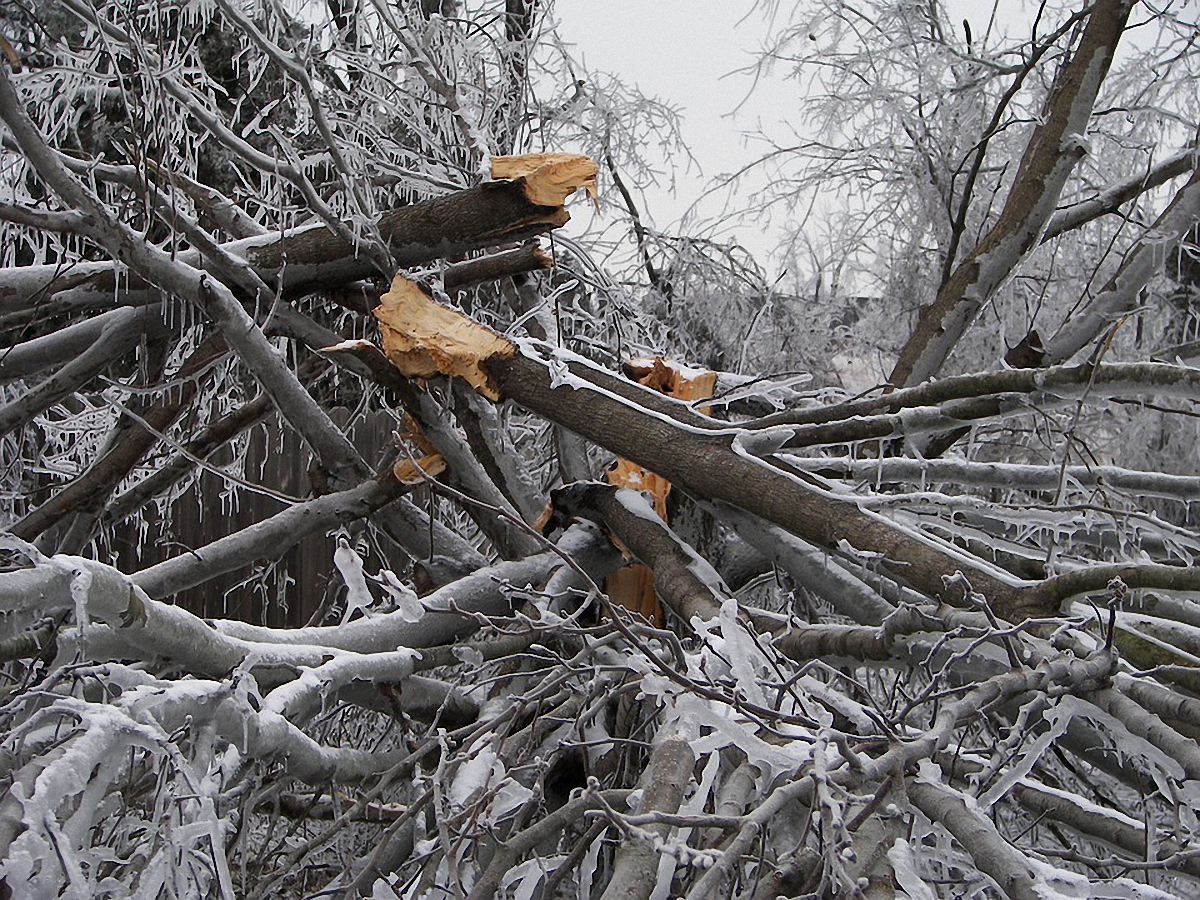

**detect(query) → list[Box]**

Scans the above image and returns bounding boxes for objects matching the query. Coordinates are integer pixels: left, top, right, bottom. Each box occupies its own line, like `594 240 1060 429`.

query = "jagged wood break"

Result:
602 359 718 626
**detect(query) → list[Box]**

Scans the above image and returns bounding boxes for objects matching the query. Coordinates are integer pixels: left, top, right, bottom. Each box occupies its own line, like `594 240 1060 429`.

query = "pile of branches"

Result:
3 1 1200 898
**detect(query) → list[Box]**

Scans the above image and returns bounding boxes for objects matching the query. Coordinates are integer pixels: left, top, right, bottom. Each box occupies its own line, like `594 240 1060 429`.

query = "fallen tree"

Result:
4 0 1200 898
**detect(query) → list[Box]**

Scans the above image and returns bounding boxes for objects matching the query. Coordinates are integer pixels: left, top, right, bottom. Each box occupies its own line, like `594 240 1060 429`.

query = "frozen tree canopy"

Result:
2 0 1200 897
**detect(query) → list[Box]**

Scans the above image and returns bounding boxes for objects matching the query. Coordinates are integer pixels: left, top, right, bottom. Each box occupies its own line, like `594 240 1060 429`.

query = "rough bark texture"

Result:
6 4 1200 897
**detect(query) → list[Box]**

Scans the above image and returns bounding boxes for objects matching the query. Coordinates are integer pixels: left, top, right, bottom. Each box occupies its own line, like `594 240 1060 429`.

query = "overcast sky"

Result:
549 0 1039 270
552 1 783 260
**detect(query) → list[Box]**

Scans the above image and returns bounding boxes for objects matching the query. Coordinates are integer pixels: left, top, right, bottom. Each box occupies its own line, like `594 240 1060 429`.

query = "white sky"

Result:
550 0 1037 270
552 1 783 261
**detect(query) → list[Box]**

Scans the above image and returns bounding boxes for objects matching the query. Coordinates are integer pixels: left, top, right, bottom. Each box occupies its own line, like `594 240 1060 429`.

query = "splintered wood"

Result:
605 358 716 627
393 414 447 485
490 153 599 207
374 276 514 400
373 153 598 398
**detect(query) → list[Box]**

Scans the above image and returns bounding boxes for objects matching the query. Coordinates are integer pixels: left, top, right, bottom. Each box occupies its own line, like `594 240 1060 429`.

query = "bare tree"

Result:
3 1 1200 898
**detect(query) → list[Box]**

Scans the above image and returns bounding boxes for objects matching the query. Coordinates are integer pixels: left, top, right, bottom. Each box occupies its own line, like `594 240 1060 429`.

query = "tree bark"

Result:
374 282 1200 621
599 733 695 900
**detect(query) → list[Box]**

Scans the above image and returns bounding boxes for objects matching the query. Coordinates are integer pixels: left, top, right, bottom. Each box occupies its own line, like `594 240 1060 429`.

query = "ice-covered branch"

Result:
1043 144 1199 241
599 733 695 900
787 456 1200 502
906 780 1041 900
1047 164 1200 364
130 473 410 598
0 306 145 434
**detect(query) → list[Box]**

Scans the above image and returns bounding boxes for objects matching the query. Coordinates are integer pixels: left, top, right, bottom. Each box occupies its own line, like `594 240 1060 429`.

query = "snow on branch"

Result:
5 1 1200 896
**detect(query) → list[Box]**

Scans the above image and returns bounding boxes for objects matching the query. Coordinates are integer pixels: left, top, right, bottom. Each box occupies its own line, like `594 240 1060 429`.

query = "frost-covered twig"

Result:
786 455 1200 502
0 306 144 434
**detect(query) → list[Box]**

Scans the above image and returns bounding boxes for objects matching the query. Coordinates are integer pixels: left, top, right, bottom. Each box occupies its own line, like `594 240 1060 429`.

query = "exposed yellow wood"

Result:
624 357 718 410
373 275 514 400
605 563 662 627
604 357 716 628
491 153 599 207
400 413 439 457
390 414 446 483
393 453 446 484
606 461 672 520
606 358 717 518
